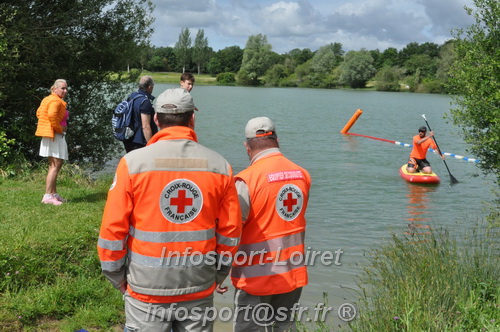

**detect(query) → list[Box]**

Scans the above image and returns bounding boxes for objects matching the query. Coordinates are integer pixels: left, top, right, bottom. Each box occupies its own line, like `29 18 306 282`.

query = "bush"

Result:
409 78 446 94
374 66 403 91
236 68 260 86
320 73 340 89
216 72 236 85
278 76 298 88
0 130 15 163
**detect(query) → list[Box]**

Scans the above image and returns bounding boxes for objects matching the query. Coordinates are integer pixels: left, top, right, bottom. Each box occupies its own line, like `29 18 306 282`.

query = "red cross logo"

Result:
170 190 193 213
276 184 303 221
283 192 297 212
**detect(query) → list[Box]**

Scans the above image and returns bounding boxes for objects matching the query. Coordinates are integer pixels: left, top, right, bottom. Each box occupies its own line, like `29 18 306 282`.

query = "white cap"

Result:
245 117 276 139
155 88 196 114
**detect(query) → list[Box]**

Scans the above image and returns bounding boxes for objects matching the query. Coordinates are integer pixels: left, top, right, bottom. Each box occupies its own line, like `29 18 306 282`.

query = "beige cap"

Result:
155 88 196 114
245 117 276 139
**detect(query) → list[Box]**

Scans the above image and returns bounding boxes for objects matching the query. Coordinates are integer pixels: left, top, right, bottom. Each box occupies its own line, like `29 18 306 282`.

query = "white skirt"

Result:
39 134 68 160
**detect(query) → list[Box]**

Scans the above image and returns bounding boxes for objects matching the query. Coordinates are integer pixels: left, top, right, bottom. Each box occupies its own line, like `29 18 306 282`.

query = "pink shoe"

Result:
53 193 67 203
41 194 63 206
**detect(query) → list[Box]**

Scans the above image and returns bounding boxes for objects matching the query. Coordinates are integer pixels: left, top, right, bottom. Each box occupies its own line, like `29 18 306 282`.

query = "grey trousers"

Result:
124 292 214 332
233 287 303 332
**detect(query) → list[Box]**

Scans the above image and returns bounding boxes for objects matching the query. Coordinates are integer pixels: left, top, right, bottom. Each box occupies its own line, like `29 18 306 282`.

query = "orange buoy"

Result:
340 109 363 134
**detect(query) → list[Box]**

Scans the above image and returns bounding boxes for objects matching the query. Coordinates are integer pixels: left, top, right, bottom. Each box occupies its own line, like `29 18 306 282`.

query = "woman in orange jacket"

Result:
35 79 69 205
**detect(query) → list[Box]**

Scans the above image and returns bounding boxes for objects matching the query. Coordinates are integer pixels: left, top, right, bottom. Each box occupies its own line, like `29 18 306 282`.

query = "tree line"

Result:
146 29 454 93
0 0 497 183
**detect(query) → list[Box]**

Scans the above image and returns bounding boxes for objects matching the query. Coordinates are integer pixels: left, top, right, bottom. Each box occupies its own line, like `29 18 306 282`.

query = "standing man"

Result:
98 88 241 331
123 75 157 152
180 72 195 92
230 117 312 331
407 126 443 174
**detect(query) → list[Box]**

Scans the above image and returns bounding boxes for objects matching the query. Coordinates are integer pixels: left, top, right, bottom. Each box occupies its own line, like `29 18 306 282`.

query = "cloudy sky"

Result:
150 0 475 53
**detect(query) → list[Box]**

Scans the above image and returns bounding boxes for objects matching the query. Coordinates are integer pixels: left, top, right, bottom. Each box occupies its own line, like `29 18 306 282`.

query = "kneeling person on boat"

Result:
407 126 443 174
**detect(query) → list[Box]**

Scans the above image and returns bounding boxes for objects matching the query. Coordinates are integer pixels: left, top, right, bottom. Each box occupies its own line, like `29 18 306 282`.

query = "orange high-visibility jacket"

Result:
98 126 242 303
410 134 437 159
231 149 311 296
35 93 67 138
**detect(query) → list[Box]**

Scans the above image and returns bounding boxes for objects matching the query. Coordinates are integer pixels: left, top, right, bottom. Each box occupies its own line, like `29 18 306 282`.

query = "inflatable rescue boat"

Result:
399 164 440 184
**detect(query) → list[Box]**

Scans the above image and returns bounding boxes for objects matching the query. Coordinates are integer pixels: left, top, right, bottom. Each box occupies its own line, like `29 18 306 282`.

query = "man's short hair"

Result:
157 111 194 128
418 126 427 133
180 72 195 82
139 75 154 91
246 135 279 150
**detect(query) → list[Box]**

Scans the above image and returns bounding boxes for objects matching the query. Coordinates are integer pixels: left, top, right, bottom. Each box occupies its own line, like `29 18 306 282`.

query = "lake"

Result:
122 84 496 328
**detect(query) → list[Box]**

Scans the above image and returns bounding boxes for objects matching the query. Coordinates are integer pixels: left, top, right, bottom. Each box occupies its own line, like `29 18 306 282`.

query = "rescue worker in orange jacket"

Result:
407 126 443 174
230 117 311 332
97 88 242 331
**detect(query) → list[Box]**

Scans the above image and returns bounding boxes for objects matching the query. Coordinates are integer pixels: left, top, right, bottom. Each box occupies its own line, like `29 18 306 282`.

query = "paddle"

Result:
421 114 459 184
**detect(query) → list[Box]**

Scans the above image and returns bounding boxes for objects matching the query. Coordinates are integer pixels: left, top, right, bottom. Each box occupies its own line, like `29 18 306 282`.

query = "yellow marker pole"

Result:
340 109 363 134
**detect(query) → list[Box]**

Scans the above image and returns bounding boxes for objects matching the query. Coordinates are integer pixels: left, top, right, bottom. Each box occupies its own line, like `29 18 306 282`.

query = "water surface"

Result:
134 84 495 327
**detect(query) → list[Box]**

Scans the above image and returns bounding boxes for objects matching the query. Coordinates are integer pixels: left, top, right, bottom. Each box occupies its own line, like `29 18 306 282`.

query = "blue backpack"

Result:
112 95 147 141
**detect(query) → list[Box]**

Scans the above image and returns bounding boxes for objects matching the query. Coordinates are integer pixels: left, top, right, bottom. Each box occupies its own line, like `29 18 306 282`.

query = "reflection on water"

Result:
404 183 438 237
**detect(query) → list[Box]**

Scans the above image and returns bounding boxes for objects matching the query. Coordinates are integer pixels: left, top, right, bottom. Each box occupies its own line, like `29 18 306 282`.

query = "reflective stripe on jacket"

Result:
98 126 242 303
231 149 311 296
35 93 67 138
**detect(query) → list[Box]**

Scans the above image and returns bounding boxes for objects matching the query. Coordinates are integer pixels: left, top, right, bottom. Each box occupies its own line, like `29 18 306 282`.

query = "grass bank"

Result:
140 71 217 85
0 165 123 331
349 222 499 331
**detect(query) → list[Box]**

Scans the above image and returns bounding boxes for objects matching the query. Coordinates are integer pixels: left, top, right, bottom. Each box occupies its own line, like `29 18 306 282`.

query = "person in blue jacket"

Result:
123 75 158 152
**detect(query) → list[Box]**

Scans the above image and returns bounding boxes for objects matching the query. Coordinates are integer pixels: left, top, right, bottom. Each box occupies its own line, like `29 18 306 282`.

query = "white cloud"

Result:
419 0 473 37
149 0 475 53
259 1 324 36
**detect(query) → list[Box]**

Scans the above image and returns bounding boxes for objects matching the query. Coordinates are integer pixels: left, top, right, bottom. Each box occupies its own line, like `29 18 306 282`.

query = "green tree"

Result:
311 44 338 74
216 72 236 85
306 43 344 88
404 54 437 77
370 49 383 69
330 42 345 66
0 0 154 168
436 41 456 83
311 43 344 72
263 64 290 86
294 60 314 87
338 50 376 88
146 46 176 72
192 29 210 75
238 34 273 86
0 17 15 164
374 66 404 91
286 48 314 66
379 47 399 67
398 42 439 66
418 42 440 58
175 28 192 73
207 45 243 75
147 55 165 72
206 57 223 76
448 0 500 181
398 42 421 66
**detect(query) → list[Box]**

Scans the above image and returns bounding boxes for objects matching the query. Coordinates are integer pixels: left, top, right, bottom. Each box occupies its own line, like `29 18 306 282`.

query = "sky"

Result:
150 0 475 54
